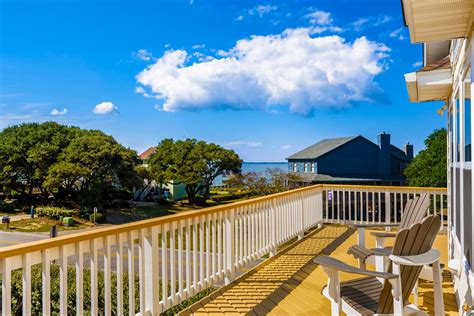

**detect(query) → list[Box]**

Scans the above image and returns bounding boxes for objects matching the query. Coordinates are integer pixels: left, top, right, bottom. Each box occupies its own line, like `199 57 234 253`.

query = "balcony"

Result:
0 184 450 315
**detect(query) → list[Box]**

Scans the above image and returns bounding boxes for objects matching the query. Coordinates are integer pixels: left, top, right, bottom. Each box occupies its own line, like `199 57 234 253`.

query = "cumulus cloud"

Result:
133 49 153 61
226 141 263 148
93 102 118 114
50 108 68 116
305 10 332 25
389 28 405 40
351 15 392 31
412 61 423 68
136 28 389 115
235 15 244 21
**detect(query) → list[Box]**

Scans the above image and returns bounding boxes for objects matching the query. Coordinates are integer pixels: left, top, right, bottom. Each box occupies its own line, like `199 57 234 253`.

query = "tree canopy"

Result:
148 138 242 204
404 128 447 187
0 122 140 208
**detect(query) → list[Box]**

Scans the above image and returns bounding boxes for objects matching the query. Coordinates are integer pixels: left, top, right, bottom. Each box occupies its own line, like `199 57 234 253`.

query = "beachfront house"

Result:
286 133 413 185
403 0 474 311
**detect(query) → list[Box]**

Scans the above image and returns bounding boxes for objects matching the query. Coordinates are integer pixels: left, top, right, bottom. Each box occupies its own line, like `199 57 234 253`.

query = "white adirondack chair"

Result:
314 215 444 316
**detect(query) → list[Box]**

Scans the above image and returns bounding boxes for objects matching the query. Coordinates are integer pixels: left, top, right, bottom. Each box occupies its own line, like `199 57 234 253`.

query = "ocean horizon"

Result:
213 161 288 185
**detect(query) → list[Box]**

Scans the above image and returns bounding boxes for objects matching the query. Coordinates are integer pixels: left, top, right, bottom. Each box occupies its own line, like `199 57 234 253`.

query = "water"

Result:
213 162 287 186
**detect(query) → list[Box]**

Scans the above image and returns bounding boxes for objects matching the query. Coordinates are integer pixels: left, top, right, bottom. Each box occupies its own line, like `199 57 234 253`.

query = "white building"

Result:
403 0 474 312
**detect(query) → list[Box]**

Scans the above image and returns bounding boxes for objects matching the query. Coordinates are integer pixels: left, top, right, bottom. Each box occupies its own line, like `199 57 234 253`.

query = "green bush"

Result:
7 264 217 315
211 191 249 202
36 206 75 220
89 212 104 223
0 201 16 213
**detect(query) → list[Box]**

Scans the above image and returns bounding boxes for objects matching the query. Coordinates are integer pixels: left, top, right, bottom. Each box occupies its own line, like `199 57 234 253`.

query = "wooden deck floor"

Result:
181 224 458 315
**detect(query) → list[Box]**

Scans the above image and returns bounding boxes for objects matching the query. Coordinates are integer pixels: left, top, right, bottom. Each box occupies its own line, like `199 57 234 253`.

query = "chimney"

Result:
404 142 414 160
378 132 391 178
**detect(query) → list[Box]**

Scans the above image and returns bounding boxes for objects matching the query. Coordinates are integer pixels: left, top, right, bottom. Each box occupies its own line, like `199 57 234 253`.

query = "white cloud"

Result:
133 49 153 61
192 44 205 49
248 5 277 17
136 28 389 115
235 15 244 21
351 15 392 31
280 144 293 150
389 28 405 40
50 108 68 116
305 10 332 25
226 141 263 148
412 61 423 68
93 101 118 114
135 87 145 94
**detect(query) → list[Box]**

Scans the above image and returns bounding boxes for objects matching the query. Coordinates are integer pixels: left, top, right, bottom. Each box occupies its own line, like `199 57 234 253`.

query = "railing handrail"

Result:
0 183 446 259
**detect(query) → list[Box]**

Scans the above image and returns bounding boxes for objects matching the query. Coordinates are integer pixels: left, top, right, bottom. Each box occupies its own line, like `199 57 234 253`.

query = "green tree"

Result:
0 122 76 200
149 139 242 204
43 129 141 207
404 128 447 187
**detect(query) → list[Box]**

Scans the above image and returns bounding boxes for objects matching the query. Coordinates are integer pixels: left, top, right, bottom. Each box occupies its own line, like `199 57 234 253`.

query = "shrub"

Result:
89 212 104 223
7 264 217 315
36 206 75 220
0 201 16 213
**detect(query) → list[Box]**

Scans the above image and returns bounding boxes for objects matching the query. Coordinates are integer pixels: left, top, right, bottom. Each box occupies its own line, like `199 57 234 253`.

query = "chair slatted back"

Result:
399 194 430 229
376 215 441 314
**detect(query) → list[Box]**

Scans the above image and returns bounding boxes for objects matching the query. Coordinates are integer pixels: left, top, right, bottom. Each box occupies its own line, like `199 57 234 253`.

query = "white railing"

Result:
0 184 445 315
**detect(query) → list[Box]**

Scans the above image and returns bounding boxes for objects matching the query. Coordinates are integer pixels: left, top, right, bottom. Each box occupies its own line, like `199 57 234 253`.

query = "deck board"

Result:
180 224 458 315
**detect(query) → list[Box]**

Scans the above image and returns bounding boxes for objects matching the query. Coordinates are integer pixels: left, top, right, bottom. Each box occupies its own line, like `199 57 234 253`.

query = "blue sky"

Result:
0 0 445 161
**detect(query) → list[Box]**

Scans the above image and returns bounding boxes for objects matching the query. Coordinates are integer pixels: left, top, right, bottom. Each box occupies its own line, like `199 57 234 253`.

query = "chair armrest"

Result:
389 249 440 266
350 223 399 228
370 231 397 238
314 255 398 279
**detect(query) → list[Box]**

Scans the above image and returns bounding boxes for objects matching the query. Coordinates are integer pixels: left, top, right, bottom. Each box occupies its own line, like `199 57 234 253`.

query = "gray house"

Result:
286 133 413 185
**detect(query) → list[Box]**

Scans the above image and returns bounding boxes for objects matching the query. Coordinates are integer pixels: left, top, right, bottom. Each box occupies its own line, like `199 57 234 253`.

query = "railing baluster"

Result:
104 236 112 316
199 216 204 288
170 221 176 304
22 254 31 316
128 231 135 316
59 246 68 315
76 242 84 316
178 220 184 302
185 218 191 300
2 259 11 315
42 250 51 316
116 234 123 316
162 224 169 308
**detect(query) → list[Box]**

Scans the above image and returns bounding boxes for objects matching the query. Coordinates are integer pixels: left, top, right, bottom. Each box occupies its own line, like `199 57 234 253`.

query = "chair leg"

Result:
357 227 365 248
432 260 444 315
413 279 419 307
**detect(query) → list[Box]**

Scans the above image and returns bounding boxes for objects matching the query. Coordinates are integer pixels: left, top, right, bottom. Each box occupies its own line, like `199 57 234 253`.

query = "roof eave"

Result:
405 68 452 102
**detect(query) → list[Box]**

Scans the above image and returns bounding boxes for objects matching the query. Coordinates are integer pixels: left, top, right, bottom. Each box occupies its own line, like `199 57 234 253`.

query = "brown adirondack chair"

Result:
348 193 431 268
314 215 443 315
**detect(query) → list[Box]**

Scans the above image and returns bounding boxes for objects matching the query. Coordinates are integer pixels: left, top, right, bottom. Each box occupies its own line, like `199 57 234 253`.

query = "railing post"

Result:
385 191 391 232
224 209 235 285
270 199 277 257
298 192 304 240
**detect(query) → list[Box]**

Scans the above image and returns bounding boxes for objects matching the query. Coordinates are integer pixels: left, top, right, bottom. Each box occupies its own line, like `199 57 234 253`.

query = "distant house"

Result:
136 147 187 201
286 133 413 185
138 146 156 167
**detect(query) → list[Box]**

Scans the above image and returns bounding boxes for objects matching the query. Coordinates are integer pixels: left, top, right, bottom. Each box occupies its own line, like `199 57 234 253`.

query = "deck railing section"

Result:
0 184 445 315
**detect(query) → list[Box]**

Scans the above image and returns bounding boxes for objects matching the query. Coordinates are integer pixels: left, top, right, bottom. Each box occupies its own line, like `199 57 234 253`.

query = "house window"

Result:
304 162 308 173
464 74 471 162
293 162 297 172
311 162 315 173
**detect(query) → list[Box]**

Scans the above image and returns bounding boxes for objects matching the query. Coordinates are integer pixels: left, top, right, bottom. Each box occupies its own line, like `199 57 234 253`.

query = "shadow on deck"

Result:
180 225 457 315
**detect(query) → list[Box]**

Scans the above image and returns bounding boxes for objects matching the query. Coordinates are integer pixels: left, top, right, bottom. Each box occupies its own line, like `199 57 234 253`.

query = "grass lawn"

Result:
0 217 93 232
104 197 249 225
